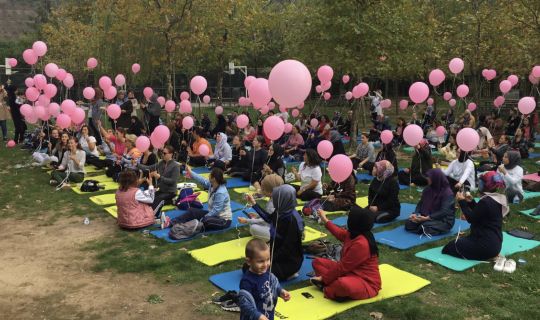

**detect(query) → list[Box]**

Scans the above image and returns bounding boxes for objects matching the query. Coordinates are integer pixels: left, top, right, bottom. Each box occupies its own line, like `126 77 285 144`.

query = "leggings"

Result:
173 207 231 230
292 184 322 201
0 120 7 139
152 191 176 217
370 210 399 224
51 171 85 183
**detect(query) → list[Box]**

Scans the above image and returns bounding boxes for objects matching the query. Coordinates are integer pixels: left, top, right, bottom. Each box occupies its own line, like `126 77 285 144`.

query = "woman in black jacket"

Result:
226 135 249 176
368 160 401 223
242 136 268 183
375 143 398 177
398 139 432 186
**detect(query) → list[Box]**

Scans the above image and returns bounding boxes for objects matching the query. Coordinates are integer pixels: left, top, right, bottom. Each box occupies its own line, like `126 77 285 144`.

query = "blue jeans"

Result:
0 120 7 140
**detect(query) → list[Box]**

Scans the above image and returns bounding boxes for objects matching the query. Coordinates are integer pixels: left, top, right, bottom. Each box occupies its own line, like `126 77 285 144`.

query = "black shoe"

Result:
310 278 325 291
212 290 237 305
220 300 240 312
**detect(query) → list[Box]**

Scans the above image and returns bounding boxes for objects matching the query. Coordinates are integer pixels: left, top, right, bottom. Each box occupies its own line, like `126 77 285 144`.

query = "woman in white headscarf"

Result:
207 132 232 170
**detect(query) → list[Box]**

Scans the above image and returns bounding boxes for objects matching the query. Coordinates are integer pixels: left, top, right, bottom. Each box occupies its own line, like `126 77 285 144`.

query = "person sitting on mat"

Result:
253 143 285 195
290 149 323 201
137 145 180 217
116 170 156 229
207 132 232 170
367 160 401 223
374 143 398 177
398 139 433 187
442 171 507 260
237 239 290 320
245 184 304 281
498 150 524 203
239 174 284 241
242 136 268 184
188 127 213 166
282 125 305 160
349 133 376 173
226 135 249 177
310 207 381 301
164 166 232 230
439 150 476 193
50 137 86 187
322 172 356 212
405 169 455 236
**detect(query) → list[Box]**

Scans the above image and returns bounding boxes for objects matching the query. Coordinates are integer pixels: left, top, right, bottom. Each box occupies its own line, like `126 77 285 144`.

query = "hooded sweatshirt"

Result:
212 132 232 162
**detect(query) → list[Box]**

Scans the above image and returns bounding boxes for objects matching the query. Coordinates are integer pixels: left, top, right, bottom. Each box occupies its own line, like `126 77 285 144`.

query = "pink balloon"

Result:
493 96 505 108
481 69 489 79
315 85 323 94
32 41 47 56
380 99 391 109
268 60 312 108
317 140 334 159
143 87 153 99
456 128 479 152
99 76 112 90
321 81 331 92
48 103 60 117
150 132 163 149
263 116 285 140
408 82 429 104
249 78 272 108
244 76 256 89
268 101 276 109
323 92 331 101
328 154 353 183
24 77 34 88
486 69 497 81
20 104 32 117
518 97 536 115
428 69 445 86
298 102 305 109
236 114 249 129
352 83 369 98
157 96 166 106
467 102 477 112
151 125 169 143
345 91 353 100
342 75 350 84
6 140 16 148
499 80 512 94
310 118 319 128
104 86 117 100
199 144 210 157
436 126 446 137
22 49 38 65
449 99 457 107
44 63 59 78
260 105 269 115
63 73 74 89
136 136 150 152
56 114 71 129
190 75 207 95
449 57 464 74
106 104 121 120
532 66 540 78
238 97 248 107
165 100 176 113
131 63 141 74
507 75 518 87
25 111 38 124
399 99 408 110
317 65 333 83
8 58 17 67
529 73 539 85
179 100 192 114
202 95 211 104
115 74 126 86
25 87 39 102
427 98 434 105
292 109 300 117
180 91 190 101
71 108 86 124
56 69 67 81
284 122 293 134
33 74 47 90
403 124 424 147
380 130 393 144
182 116 194 129
83 87 95 100
35 105 47 120
37 95 50 107
456 84 469 98
443 92 452 101
44 83 57 98
279 105 287 113
215 106 223 115
87 57 98 69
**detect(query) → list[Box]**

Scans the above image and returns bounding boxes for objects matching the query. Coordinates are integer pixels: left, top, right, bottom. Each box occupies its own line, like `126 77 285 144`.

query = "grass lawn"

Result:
1 120 539 320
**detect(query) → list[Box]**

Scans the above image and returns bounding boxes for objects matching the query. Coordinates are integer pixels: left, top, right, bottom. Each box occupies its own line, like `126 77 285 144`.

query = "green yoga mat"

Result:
518 208 540 220
415 232 540 271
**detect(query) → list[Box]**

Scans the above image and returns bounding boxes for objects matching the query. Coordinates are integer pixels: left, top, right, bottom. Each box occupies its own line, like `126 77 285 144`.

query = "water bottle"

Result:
513 195 520 204
83 217 90 225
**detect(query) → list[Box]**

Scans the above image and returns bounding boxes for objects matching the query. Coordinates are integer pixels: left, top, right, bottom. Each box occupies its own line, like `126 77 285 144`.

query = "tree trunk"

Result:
216 69 223 105
349 102 358 152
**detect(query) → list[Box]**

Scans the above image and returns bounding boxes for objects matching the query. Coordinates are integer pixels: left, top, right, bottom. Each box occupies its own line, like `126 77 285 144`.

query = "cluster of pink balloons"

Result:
22 41 47 65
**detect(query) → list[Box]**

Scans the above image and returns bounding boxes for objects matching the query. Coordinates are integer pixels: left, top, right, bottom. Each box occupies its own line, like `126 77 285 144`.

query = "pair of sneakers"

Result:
493 256 516 273
160 212 171 230
212 291 239 312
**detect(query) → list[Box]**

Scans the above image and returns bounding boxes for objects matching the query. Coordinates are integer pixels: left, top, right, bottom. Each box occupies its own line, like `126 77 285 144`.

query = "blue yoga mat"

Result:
209 255 314 292
529 152 540 159
226 177 252 188
356 173 374 181
192 167 211 174
150 201 252 243
374 219 470 250
332 203 416 229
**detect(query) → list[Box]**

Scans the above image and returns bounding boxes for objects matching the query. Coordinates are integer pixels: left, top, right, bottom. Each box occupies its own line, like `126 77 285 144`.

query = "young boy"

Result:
238 238 290 320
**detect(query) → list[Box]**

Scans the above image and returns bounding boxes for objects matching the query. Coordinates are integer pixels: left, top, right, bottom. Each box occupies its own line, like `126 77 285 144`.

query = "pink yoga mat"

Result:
523 173 540 182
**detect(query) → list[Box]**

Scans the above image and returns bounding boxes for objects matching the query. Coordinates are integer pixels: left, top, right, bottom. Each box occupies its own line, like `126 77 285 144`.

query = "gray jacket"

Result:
138 160 180 194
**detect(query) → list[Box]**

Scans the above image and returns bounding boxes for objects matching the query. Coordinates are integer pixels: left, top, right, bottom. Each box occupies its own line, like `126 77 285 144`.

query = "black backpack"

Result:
80 180 103 192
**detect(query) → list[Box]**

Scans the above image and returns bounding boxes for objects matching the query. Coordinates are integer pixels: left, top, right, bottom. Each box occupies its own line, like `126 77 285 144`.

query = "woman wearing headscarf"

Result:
252 143 285 194
398 139 433 186
375 143 398 177
207 132 232 170
246 184 304 281
329 130 346 157
442 171 507 260
310 207 381 301
367 160 401 223
322 173 356 212
405 169 455 236
498 150 524 203
441 150 476 193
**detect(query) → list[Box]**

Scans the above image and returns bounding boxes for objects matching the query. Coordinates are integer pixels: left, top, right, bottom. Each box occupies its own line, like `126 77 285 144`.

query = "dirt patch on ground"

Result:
0 215 231 320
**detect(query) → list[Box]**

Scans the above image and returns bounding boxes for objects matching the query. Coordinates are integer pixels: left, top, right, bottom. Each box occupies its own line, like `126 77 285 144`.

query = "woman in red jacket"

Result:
310 206 381 300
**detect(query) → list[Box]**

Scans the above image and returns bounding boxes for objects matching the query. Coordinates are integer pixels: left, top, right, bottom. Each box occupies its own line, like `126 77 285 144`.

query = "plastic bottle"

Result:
83 217 90 225
513 195 520 204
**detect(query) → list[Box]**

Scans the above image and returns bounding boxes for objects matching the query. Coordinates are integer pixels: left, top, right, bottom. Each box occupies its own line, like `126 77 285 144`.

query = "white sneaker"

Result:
502 259 516 273
493 256 506 272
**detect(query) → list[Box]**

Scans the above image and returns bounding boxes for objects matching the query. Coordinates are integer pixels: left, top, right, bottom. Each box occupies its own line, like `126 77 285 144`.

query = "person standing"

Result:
0 86 9 141
88 87 106 146
5 81 25 143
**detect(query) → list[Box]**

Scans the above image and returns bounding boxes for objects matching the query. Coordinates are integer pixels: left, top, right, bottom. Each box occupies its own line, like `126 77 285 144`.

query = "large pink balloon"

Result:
352 82 369 98
131 63 141 74
317 65 333 83
244 75 256 89
63 74 74 89
56 114 71 129
236 114 249 129
104 86 117 100
153 125 170 144
403 124 424 147
180 91 190 101
35 105 47 120
493 96 505 108
115 74 126 86
443 92 452 101
317 140 333 159
345 91 353 100
8 58 17 67
83 87 95 100
25 110 38 124
321 81 331 92
25 87 40 102
202 95 211 104
182 116 194 129
179 100 192 114
48 103 60 117
486 69 497 81
436 126 446 137
263 116 285 141
448 57 464 74
429 69 445 86
99 76 112 91
268 60 312 108
529 73 539 85
135 136 150 152
532 66 540 78
342 75 350 84
380 99 391 109
249 78 272 108
37 95 50 107
107 104 121 120
6 140 16 148
380 130 393 144
157 96 165 106
518 97 536 115
190 76 207 95
507 75 518 87
310 118 319 128
467 102 477 111
71 108 86 124
165 100 176 113
215 106 223 115
22 49 38 65
408 82 429 104
87 57 98 69
449 99 457 107
328 154 353 183
456 128 479 152
399 99 408 110
24 77 34 88
56 69 67 81
32 41 47 57
427 98 434 105
284 122 293 133
150 132 163 149
143 87 153 99
33 74 47 90
44 63 59 78
499 80 512 94
44 83 57 98
20 104 32 117
456 84 469 98
198 144 210 157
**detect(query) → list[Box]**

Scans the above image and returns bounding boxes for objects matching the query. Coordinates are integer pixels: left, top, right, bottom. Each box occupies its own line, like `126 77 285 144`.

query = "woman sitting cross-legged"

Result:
290 149 323 201
207 132 232 170
164 166 232 230
50 137 86 188
497 150 524 203
405 169 456 236
322 173 357 212
310 206 381 301
253 143 285 194
442 171 508 260
397 139 433 187
115 170 156 229
367 160 401 223
440 150 476 193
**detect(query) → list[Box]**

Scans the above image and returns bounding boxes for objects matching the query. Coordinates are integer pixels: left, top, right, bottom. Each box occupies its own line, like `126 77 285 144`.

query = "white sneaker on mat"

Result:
502 259 516 273
493 256 506 272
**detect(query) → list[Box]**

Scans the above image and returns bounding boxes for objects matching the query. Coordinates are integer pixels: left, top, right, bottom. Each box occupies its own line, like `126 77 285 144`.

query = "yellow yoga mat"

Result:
72 181 118 194
84 166 104 174
85 174 114 183
91 191 209 207
189 226 327 266
104 204 176 218
355 196 368 207
274 264 431 320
